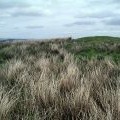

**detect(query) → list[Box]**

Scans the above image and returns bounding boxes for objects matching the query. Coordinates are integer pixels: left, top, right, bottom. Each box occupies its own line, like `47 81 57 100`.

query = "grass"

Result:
64 36 120 63
0 36 120 120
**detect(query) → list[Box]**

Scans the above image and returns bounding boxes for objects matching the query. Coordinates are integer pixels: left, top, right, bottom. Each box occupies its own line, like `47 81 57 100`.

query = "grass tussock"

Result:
0 37 120 120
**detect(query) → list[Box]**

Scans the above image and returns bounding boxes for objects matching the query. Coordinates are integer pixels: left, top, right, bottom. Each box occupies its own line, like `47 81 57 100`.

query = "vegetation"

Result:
0 36 120 120
64 36 120 63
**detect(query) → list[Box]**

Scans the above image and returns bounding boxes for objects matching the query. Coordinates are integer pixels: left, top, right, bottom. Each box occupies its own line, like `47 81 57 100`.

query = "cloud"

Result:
0 0 120 38
12 10 43 17
112 0 120 3
0 21 5 24
0 0 30 9
104 18 120 26
76 11 118 19
0 7 45 18
26 25 44 29
65 21 95 27
0 10 44 18
0 21 5 26
0 0 45 17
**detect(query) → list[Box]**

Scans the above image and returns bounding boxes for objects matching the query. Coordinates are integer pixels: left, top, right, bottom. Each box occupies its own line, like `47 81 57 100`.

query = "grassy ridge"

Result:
0 36 120 120
0 36 120 65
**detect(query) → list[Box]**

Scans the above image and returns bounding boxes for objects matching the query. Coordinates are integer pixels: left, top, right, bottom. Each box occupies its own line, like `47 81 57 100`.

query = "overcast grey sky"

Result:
0 0 120 39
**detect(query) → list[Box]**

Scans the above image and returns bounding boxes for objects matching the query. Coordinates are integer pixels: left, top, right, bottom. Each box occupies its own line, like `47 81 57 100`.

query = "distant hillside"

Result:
0 37 72 43
64 36 120 63
75 36 120 42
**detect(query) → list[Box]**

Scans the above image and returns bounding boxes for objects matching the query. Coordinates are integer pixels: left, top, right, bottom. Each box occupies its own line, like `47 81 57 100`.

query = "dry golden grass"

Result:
0 41 120 120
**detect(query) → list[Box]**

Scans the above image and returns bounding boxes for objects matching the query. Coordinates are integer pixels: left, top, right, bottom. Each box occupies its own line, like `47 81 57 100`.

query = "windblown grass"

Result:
0 37 120 120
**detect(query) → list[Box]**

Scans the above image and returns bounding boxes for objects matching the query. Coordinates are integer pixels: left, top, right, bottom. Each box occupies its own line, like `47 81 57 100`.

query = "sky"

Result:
0 0 120 39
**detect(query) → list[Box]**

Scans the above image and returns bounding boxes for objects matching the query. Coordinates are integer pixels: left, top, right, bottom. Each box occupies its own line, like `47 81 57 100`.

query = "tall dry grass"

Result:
0 41 120 120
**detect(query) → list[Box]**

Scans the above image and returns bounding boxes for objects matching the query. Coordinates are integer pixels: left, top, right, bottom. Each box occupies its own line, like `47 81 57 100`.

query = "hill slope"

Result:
64 36 120 63
0 36 120 120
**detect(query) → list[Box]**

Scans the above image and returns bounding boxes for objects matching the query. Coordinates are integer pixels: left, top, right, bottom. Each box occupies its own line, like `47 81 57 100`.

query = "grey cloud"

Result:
104 18 120 26
26 25 44 29
87 13 116 19
0 1 30 9
112 0 120 3
86 0 113 7
76 11 118 19
65 21 95 27
13 27 19 29
0 1 43 18
12 11 43 17
0 11 43 18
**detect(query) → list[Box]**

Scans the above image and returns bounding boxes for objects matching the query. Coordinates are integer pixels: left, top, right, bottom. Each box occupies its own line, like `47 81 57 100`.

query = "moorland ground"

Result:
0 36 120 120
